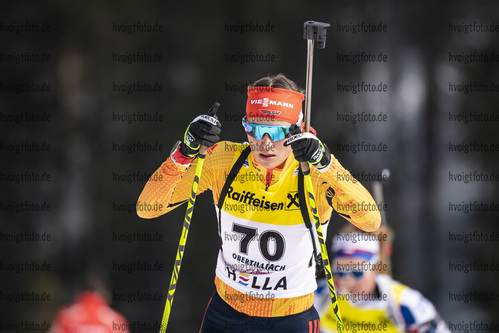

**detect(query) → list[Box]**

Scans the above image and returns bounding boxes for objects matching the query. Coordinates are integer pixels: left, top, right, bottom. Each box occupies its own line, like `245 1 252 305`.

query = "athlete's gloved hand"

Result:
284 124 331 171
180 114 221 158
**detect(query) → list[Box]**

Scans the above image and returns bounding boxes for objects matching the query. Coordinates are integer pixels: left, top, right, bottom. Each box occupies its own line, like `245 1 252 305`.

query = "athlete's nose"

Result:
259 134 275 151
340 274 357 291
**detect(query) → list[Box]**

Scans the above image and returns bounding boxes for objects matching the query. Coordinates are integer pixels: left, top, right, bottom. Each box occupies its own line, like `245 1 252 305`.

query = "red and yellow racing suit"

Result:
137 141 381 317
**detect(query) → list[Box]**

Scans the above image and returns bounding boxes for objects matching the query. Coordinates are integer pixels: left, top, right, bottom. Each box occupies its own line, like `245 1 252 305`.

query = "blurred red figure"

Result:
50 291 129 333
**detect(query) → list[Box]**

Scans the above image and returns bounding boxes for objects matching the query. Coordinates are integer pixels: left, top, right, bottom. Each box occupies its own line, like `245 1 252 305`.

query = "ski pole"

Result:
372 168 392 275
301 20 344 333
159 103 220 333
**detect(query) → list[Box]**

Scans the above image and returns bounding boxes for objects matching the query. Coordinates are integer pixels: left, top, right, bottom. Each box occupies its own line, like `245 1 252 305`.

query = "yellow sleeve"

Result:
136 141 241 219
312 154 381 232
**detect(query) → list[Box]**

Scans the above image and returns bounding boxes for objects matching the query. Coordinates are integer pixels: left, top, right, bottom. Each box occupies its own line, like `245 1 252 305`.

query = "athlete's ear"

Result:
289 124 301 136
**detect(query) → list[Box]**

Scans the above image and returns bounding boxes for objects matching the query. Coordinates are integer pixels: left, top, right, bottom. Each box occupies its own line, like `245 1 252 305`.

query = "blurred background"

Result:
1 0 498 331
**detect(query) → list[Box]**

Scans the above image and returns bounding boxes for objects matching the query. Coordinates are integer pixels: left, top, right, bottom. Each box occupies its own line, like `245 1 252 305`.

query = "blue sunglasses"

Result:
242 118 296 141
331 271 365 279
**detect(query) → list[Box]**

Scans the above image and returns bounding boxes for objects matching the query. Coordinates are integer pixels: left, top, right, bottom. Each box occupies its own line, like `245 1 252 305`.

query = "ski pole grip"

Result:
199 102 220 155
303 21 330 49
208 102 220 117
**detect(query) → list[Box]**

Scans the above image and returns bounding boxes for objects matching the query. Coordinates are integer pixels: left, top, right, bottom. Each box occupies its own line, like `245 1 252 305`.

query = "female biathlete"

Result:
137 74 381 332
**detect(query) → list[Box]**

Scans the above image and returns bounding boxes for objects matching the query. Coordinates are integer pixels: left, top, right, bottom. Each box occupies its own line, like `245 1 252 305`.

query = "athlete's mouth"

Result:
259 153 276 160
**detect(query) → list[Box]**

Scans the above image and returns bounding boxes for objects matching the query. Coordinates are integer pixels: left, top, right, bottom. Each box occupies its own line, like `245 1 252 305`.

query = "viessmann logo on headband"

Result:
246 87 305 123
250 98 296 109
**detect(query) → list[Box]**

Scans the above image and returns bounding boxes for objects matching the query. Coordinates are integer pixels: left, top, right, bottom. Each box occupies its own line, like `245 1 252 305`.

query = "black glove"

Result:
284 124 331 171
180 114 221 158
